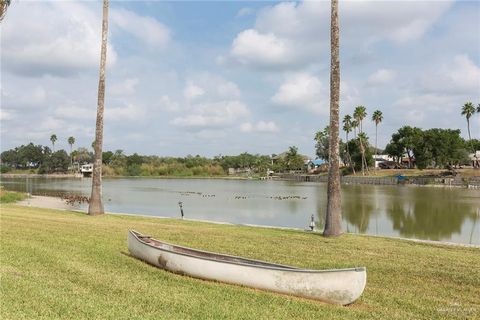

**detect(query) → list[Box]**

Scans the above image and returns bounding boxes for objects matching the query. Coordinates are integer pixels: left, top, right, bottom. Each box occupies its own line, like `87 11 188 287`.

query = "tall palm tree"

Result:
354 106 368 175
353 105 367 133
68 136 75 153
89 0 109 216
372 110 383 156
0 0 11 22
50 134 57 152
351 119 359 139
324 0 342 237
342 115 355 174
461 102 475 149
68 136 75 168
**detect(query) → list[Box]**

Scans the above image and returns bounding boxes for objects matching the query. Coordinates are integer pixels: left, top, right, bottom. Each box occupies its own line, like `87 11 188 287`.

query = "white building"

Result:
372 154 394 168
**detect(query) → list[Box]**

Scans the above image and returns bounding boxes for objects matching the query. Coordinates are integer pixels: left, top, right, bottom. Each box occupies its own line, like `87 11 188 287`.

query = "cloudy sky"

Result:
1 0 479 157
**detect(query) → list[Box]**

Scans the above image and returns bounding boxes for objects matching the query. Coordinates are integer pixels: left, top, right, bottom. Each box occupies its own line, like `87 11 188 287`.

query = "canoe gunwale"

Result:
129 230 366 273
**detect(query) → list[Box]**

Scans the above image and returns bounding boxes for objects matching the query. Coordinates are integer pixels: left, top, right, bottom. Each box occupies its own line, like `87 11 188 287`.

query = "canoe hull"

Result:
128 230 366 305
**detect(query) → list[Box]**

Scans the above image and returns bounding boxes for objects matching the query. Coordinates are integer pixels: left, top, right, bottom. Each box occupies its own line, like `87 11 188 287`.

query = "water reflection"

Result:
342 185 377 233
386 187 478 242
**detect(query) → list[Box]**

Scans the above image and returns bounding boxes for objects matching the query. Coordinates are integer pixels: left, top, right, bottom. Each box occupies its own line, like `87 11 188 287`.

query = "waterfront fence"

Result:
275 174 480 188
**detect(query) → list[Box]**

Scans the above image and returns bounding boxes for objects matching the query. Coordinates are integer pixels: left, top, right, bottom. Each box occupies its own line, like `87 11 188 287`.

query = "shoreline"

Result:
3 172 479 188
15 195 480 249
0 173 250 180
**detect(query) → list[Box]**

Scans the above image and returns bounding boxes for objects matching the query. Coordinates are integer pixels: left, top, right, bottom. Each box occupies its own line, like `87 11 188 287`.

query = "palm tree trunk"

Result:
467 119 474 152
89 0 109 216
374 124 378 174
467 119 471 141
359 136 365 175
324 0 342 237
345 132 355 174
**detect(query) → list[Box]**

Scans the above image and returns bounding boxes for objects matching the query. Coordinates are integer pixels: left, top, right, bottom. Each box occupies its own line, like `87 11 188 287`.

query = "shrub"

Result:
0 165 11 173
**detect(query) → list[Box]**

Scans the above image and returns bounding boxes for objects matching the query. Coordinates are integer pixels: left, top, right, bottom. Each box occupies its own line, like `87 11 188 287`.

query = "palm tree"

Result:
68 136 75 168
68 136 75 153
351 119 359 139
0 0 11 22
461 102 475 148
50 134 57 152
343 115 355 174
89 0 109 216
372 110 383 155
354 106 368 175
324 0 342 237
353 106 367 133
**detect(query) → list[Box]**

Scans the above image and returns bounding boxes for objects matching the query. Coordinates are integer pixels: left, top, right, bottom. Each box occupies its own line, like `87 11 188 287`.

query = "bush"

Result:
126 164 142 176
0 165 11 173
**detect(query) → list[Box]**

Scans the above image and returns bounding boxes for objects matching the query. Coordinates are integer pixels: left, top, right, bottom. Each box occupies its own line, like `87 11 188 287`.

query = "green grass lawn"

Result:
1 204 479 319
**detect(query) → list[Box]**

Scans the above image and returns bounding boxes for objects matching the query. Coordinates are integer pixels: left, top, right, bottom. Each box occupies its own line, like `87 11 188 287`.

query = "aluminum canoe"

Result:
128 230 366 305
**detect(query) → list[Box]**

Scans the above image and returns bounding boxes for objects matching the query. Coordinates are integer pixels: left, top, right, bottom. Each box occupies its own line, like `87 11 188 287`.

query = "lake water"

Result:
1 177 479 245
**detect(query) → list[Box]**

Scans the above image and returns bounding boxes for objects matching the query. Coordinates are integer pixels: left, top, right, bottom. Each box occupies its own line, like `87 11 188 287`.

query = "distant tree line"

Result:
1 142 306 176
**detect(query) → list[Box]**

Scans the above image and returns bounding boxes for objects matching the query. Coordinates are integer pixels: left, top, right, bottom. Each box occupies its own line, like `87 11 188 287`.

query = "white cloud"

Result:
392 93 460 127
105 104 145 121
0 110 14 121
231 30 293 68
419 54 480 94
229 1 452 69
38 116 67 132
237 7 254 18
241 121 279 133
183 83 205 101
110 8 170 50
110 78 140 96
367 69 396 86
168 75 247 131
172 101 249 129
2 2 118 77
183 74 241 101
217 80 241 99
159 95 180 112
271 73 327 114
54 105 95 120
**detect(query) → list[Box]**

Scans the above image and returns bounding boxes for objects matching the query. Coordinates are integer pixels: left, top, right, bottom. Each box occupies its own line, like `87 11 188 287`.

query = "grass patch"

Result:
0 188 27 203
1 205 479 319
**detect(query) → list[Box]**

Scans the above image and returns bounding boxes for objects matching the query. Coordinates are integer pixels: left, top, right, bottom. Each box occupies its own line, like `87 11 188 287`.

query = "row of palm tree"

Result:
341 107 383 175
461 102 480 148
